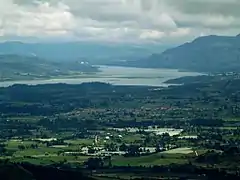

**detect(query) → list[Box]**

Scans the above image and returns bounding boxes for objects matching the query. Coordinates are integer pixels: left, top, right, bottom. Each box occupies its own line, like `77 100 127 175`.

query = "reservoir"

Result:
0 66 203 87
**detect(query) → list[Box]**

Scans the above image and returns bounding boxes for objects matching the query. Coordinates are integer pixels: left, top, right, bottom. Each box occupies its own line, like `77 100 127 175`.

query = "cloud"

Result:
0 0 75 37
0 0 240 43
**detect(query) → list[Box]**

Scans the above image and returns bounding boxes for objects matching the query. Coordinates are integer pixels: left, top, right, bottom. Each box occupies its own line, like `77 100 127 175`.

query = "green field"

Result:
121 134 144 144
65 139 94 146
11 155 89 165
112 153 189 166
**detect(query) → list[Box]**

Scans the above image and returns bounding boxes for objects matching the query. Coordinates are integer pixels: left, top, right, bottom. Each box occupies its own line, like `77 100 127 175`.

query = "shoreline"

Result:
0 66 202 87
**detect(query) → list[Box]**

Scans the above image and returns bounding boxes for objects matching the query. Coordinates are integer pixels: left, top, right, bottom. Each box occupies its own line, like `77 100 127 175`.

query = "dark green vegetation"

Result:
1 74 240 179
2 73 240 119
0 54 98 81
1 160 239 180
0 161 95 180
113 34 240 73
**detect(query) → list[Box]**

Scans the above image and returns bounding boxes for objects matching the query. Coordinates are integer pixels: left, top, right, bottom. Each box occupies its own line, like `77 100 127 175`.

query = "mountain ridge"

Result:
121 34 240 73
0 41 169 63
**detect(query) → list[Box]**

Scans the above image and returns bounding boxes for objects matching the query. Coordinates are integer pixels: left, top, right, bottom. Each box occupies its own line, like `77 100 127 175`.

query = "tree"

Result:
30 144 38 149
119 143 128 151
84 158 104 169
105 143 118 152
0 144 6 155
126 145 140 157
18 145 25 151
88 147 96 154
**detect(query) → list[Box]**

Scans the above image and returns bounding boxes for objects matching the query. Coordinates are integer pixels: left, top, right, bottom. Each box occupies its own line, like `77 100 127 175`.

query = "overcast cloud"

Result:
0 0 239 43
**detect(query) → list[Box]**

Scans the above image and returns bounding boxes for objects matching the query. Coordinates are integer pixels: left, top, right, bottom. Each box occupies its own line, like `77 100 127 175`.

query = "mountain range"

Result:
0 41 168 63
2 34 240 74
114 34 240 73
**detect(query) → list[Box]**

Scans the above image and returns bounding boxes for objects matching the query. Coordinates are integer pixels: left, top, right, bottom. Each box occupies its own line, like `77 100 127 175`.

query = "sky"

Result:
0 0 240 44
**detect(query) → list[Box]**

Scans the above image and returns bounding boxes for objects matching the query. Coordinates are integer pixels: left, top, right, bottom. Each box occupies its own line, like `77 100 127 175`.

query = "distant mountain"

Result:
0 41 169 63
0 54 98 81
123 34 240 73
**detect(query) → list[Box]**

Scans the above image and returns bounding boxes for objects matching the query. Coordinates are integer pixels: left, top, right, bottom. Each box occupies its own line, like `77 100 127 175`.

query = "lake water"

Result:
0 66 203 87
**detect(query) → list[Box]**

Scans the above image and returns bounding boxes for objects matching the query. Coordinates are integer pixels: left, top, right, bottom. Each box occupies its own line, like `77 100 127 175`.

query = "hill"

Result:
0 54 98 81
121 34 240 73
